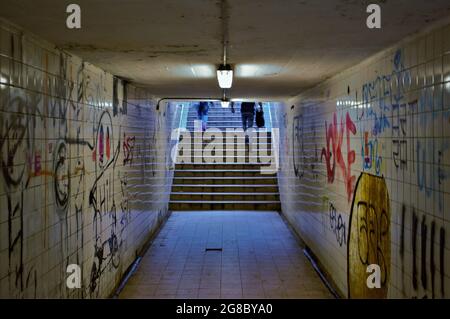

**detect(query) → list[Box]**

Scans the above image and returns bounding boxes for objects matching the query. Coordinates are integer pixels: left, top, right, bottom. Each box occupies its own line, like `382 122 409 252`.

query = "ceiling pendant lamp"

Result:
217 64 233 89
218 1 232 93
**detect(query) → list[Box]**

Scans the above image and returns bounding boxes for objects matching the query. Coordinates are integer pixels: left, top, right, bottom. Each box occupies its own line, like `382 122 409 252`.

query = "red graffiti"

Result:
321 112 357 202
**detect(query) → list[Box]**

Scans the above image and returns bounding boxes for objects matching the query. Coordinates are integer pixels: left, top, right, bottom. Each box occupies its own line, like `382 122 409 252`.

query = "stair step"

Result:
178 142 273 147
176 149 273 153
181 142 272 146
175 156 275 163
175 162 275 165
175 163 276 169
168 200 282 204
169 201 281 211
188 109 242 113
187 120 243 123
170 192 279 201
171 185 279 192
187 115 242 119
171 192 279 195
174 170 276 177
172 177 278 185
183 128 272 135
174 169 273 172
177 144 273 149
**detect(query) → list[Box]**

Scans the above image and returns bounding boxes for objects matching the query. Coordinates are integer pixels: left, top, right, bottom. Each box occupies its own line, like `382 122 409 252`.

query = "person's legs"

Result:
242 112 249 131
242 112 253 144
247 112 254 129
196 104 202 120
201 113 208 131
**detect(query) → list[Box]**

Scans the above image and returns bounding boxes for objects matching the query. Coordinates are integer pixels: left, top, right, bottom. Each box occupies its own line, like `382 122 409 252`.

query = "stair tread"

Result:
181 141 271 146
173 176 277 179
175 169 273 172
171 192 279 195
172 184 277 188
169 200 281 203
175 163 276 165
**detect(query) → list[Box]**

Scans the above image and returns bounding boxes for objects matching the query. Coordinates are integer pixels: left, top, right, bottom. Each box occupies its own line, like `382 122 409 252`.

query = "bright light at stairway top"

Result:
221 101 230 108
217 69 233 89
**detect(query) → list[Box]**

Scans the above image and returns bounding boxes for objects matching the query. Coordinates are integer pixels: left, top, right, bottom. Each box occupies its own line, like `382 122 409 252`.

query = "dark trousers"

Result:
241 112 254 131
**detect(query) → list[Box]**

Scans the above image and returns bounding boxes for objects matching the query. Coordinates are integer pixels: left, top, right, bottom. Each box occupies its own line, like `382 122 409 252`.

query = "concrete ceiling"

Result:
1 0 450 100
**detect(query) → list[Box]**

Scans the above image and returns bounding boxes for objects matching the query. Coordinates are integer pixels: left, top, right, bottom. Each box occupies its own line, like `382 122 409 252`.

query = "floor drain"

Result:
205 248 223 252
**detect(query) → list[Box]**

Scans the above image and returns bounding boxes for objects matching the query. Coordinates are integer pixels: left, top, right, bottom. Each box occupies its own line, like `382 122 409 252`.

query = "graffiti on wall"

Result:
88 110 122 297
329 202 347 247
274 33 450 299
123 133 136 166
292 114 306 179
321 112 357 202
292 112 319 180
0 25 171 298
348 173 390 298
359 49 412 176
361 131 382 175
400 205 446 299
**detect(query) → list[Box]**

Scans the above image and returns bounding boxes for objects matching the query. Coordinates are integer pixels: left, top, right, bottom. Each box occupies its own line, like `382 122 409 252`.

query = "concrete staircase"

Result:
169 102 281 211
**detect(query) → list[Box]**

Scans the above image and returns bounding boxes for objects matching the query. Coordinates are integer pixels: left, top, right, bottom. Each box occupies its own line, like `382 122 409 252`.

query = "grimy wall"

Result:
275 21 450 298
0 18 175 298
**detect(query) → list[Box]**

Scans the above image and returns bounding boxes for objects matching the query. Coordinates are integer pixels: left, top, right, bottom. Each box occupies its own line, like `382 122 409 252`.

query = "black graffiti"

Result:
439 228 445 297
392 103 408 170
150 115 162 177
329 203 346 246
292 115 305 179
412 209 418 290
403 205 446 298
113 77 119 116
1 97 28 187
392 140 407 169
54 141 70 213
421 216 428 290
88 110 122 296
123 134 135 166
1 54 43 297
356 200 389 286
7 192 24 291
430 221 435 298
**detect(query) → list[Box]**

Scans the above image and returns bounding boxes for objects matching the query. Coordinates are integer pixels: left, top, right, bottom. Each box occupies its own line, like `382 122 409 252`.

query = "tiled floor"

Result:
118 211 333 299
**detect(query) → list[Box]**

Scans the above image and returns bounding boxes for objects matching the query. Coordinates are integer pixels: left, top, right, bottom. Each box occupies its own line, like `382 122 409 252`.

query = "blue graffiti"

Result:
417 139 449 212
362 49 411 135
367 108 390 136
361 135 382 175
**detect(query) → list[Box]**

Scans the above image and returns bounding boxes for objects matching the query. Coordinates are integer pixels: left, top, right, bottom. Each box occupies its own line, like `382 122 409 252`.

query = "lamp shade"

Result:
217 65 233 88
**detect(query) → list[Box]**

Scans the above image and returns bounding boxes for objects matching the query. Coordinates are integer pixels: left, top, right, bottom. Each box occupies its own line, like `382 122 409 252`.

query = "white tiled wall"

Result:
275 22 450 298
0 18 175 298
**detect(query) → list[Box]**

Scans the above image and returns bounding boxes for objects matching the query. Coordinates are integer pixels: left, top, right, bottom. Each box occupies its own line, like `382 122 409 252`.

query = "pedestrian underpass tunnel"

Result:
0 1 450 299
